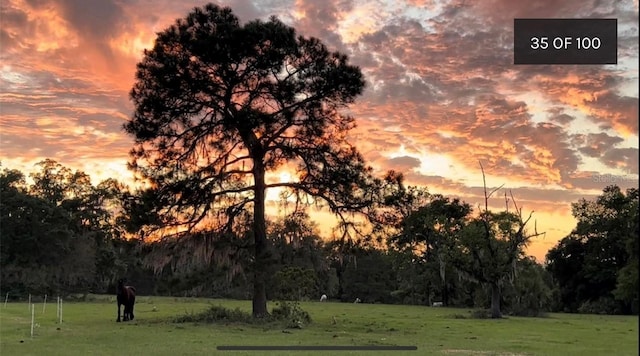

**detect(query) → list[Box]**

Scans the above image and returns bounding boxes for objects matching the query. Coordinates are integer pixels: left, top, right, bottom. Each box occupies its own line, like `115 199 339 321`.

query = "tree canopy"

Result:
546 185 639 314
0 161 135 297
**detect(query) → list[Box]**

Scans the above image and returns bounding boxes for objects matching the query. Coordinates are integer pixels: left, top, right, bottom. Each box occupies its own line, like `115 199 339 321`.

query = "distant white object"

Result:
432 301 443 307
354 297 361 303
320 294 327 302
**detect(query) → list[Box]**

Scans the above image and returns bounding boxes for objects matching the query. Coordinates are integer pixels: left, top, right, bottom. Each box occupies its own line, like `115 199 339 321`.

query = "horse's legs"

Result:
123 304 130 321
129 301 135 321
117 303 121 322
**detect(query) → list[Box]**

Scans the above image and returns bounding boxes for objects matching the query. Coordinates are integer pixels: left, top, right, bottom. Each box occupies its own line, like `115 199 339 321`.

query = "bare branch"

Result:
509 190 522 219
479 161 504 213
504 191 509 213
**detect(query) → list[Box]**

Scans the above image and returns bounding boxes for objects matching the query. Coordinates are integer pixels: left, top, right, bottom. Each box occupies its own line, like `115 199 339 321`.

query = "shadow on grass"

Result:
448 309 550 319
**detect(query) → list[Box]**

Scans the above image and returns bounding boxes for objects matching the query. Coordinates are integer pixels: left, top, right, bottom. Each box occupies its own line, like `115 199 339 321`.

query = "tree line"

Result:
1 159 637 316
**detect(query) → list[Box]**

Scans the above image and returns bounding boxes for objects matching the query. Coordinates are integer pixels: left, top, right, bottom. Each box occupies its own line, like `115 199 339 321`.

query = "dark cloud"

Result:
0 5 34 56
574 133 625 157
453 0 617 27
55 0 127 40
221 0 264 22
0 4 28 51
403 172 584 214
292 0 353 51
564 171 639 191
548 112 576 126
387 156 422 171
403 172 467 192
602 148 640 174
366 78 441 104
464 185 592 210
588 92 639 135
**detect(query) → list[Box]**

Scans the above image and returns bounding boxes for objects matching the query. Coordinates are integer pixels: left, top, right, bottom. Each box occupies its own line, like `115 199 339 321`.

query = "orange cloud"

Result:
1 0 637 262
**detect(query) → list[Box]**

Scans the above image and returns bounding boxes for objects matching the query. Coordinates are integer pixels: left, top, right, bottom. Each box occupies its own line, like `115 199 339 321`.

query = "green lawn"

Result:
1 295 637 355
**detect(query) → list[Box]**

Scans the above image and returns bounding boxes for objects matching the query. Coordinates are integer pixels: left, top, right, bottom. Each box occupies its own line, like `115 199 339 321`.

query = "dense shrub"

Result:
174 305 252 323
173 301 311 329
271 301 311 328
578 297 624 315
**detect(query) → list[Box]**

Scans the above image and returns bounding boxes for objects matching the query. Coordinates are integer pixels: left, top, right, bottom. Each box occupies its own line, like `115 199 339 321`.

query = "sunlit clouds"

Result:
1 0 638 260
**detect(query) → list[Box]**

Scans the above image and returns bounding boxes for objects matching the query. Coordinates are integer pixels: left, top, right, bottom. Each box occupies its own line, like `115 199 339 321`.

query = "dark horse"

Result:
116 278 136 322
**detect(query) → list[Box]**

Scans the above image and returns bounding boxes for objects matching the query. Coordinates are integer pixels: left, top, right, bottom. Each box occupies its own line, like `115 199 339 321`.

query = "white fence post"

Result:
30 304 35 338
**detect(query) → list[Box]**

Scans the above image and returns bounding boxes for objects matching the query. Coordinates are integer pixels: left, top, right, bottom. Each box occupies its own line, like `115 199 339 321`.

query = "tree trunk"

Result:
337 278 344 301
252 163 269 318
443 281 449 307
336 265 345 300
490 282 501 318
439 255 447 306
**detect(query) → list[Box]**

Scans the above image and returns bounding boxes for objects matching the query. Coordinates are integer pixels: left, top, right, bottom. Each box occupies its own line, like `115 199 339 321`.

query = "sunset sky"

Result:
1 0 638 261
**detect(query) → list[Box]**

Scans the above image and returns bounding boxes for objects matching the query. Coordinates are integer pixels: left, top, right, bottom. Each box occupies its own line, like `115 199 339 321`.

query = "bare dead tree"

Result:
454 161 545 318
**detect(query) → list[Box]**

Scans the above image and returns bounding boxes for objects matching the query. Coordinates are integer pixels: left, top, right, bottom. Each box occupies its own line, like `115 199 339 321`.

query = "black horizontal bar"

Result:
217 345 418 351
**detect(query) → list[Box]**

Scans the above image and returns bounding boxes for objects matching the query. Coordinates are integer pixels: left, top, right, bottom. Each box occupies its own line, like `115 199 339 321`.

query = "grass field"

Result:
0 295 638 355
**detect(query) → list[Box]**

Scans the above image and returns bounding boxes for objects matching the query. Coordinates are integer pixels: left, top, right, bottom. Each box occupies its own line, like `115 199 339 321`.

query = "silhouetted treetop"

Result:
123 3 374 317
